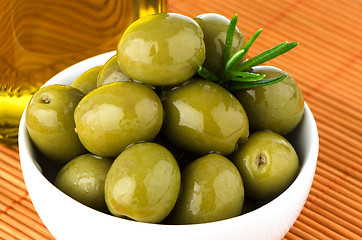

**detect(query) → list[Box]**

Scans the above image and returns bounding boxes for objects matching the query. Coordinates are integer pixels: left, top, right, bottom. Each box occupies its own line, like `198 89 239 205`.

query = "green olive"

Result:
26 85 87 164
72 65 103 94
232 131 299 200
233 66 304 135
74 81 163 157
97 55 130 87
54 153 113 212
162 78 249 156
105 142 181 223
117 13 205 86
168 153 244 224
194 13 246 77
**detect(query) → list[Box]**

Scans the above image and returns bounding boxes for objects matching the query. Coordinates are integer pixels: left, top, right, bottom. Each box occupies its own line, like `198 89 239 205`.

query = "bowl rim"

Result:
18 51 319 232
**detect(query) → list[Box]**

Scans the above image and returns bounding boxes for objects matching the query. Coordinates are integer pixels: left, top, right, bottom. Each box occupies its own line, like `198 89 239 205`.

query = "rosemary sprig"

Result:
198 14 298 90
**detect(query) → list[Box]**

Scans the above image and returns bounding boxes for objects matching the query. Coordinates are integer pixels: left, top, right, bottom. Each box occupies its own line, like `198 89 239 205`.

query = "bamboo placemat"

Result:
1 0 361 239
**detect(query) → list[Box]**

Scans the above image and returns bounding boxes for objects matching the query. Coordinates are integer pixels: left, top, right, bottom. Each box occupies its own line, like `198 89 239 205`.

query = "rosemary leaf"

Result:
238 41 288 71
223 14 238 68
228 71 261 77
225 49 245 73
241 28 262 56
227 75 287 91
274 41 299 56
228 74 266 82
198 65 220 83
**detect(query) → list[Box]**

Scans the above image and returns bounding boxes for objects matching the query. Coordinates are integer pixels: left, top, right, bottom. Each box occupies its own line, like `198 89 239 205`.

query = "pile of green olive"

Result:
26 12 304 225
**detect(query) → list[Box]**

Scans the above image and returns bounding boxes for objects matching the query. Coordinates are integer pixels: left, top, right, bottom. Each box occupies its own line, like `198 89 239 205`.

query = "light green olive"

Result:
232 131 299 200
233 66 304 135
117 13 205 86
162 78 249 156
72 65 103 94
97 55 130 87
54 153 113 212
105 142 181 223
168 153 244 224
74 81 163 157
26 85 87 164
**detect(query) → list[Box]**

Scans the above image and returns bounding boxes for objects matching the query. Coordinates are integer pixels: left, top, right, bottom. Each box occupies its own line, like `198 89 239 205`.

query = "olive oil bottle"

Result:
0 0 167 144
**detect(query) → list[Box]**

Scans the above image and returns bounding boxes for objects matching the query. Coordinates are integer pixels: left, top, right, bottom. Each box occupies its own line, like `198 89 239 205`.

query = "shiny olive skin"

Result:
232 131 299 200
72 65 103 94
97 55 130 87
194 13 246 77
162 78 249 156
54 153 113 212
74 81 163 157
117 13 205 86
233 66 304 135
168 153 244 224
26 85 87 164
105 142 181 223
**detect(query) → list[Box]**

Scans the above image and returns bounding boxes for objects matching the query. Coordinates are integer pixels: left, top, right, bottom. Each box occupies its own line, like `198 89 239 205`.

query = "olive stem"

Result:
256 154 267 167
41 97 50 104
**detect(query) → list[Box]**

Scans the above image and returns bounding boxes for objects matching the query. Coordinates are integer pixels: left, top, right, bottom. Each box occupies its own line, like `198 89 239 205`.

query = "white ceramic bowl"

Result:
19 51 319 240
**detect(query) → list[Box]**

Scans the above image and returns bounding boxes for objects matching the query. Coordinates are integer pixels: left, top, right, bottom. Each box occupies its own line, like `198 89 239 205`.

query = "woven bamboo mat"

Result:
1 0 361 239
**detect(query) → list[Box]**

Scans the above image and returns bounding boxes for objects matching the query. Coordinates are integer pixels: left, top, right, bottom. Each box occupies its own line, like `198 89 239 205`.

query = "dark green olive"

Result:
117 13 205 86
74 81 163 157
97 55 130 87
152 132 198 171
233 65 304 135
241 197 259 214
105 142 181 223
162 78 249 156
26 85 87 164
168 153 244 224
54 153 113 212
232 131 299 200
194 13 246 77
